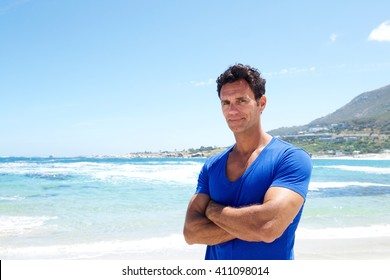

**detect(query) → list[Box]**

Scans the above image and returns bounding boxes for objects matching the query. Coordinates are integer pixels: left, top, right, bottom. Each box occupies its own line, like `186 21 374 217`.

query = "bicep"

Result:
263 187 304 229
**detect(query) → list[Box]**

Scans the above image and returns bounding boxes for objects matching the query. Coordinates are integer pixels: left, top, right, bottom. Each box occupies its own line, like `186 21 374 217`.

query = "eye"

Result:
237 98 247 104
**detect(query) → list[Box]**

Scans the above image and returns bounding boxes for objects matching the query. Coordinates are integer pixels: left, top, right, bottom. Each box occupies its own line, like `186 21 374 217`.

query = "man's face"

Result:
220 79 265 134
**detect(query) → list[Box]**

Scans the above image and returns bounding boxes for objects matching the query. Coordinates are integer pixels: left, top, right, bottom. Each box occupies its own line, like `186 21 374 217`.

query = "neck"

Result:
233 129 272 155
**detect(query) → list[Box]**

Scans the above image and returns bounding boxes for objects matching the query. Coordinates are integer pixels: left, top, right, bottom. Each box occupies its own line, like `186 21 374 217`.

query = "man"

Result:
183 63 312 260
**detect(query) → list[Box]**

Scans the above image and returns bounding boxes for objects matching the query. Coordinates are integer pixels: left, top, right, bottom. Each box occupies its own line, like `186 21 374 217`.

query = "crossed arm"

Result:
183 187 304 245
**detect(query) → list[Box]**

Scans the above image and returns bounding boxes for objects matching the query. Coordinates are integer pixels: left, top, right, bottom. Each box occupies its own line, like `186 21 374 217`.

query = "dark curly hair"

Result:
216 63 266 100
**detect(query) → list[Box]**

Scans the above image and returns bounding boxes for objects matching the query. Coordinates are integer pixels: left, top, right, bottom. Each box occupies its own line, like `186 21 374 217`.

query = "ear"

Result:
257 95 267 112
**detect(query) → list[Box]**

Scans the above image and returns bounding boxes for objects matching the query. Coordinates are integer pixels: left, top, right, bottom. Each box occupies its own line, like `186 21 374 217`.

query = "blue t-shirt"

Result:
195 137 312 260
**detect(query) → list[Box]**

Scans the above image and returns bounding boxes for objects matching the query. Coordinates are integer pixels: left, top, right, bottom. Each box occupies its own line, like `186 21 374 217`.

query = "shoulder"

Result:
267 138 312 198
268 138 311 163
264 137 312 179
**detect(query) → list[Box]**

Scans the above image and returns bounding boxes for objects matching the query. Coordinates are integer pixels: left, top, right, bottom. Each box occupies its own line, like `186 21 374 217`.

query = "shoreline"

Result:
2 151 389 160
109 151 390 160
2 235 390 260
311 152 390 160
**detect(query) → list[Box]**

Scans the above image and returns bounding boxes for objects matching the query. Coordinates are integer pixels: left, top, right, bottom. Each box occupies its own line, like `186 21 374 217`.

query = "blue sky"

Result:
1 0 389 156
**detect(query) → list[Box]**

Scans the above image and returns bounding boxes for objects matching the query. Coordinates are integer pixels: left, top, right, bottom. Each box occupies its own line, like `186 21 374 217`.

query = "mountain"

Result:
269 84 390 135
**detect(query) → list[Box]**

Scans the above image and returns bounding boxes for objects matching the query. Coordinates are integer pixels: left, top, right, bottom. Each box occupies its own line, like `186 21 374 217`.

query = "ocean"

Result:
0 156 389 259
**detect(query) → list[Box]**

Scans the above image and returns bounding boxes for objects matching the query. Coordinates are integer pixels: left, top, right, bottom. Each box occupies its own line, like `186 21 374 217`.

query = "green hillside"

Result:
309 84 390 132
269 84 390 135
268 84 390 155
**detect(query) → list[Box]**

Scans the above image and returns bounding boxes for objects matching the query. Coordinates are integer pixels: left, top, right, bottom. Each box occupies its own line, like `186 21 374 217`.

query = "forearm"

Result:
205 200 276 242
183 194 235 246
183 214 235 245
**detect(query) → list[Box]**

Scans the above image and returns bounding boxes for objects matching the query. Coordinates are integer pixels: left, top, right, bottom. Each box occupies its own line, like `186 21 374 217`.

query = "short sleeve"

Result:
271 148 312 199
195 163 210 195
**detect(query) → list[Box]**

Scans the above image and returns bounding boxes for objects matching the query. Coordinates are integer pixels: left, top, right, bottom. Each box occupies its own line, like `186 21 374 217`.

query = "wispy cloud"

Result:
329 33 339 43
190 78 214 87
265 66 316 77
368 20 390 42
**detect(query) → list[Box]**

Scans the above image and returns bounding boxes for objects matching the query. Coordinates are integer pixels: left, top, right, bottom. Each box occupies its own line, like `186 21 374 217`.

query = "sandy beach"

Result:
107 238 390 260
89 236 390 260
295 237 390 260
132 237 390 260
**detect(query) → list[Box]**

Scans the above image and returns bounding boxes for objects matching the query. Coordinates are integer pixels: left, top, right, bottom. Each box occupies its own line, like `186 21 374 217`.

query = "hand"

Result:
205 200 224 220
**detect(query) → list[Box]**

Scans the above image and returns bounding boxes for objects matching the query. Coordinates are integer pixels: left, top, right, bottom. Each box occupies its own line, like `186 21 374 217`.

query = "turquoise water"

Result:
0 156 389 258
304 159 390 230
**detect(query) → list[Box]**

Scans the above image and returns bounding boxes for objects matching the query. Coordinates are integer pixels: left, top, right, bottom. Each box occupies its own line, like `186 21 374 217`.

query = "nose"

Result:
227 103 239 115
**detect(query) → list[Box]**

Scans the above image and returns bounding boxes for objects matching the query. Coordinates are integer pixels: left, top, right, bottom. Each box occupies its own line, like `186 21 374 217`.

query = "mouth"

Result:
227 118 245 127
228 118 244 122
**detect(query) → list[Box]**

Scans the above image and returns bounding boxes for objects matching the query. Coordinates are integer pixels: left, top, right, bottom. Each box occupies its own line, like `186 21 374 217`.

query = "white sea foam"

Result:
309 181 390 191
89 163 201 185
0 215 57 237
0 195 25 201
0 160 203 185
319 165 390 174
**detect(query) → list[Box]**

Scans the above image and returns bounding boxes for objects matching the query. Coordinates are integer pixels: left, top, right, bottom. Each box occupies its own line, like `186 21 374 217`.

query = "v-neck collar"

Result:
223 137 275 184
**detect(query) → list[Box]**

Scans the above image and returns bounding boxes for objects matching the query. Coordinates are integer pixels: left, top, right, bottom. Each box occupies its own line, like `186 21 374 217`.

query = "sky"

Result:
1 0 389 157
